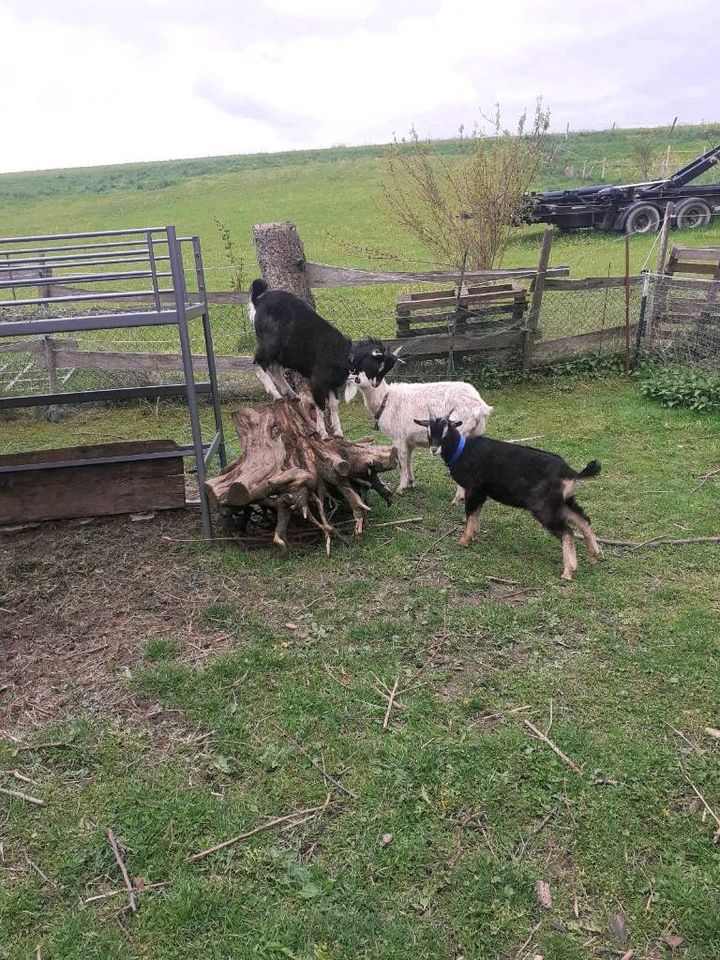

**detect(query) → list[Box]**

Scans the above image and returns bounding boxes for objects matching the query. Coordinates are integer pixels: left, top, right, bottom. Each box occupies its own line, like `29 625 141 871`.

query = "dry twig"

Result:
270 722 358 799
523 719 583 775
681 767 720 842
106 829 137 913
189 795 332 862
382 677 400 732
468 704 532 728
0 785 45 805
514 920 542 959
580 534 720 550
83 881 167 906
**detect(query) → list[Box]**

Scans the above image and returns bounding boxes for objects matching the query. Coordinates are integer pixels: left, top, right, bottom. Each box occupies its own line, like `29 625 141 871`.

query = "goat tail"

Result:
577 459 601 480
250 278 269 304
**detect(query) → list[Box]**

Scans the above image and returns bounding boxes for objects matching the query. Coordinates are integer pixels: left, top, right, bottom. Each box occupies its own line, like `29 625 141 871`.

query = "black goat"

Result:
414 412 602 580
250 279 399 438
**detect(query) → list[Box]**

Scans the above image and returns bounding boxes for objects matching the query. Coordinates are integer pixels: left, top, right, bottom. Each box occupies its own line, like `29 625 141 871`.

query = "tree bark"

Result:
252 221 315 309
205 400 397 551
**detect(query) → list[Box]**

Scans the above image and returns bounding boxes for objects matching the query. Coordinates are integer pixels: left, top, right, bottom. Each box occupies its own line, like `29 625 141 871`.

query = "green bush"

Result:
638 364 720 412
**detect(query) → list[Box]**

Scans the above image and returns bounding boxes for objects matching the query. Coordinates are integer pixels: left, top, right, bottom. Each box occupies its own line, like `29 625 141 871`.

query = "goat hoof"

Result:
561 570 573 581
458 535 471 548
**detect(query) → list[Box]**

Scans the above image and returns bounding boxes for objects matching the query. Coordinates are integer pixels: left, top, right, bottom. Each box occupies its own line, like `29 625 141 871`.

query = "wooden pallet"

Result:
665 245 720 279
396 282 529 340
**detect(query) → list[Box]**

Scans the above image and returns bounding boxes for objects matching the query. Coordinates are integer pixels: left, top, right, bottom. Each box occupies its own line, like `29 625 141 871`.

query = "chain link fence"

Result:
641 274 720 373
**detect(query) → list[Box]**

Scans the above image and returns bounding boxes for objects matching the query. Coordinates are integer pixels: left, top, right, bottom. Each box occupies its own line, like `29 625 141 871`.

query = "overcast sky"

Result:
1 0 718 174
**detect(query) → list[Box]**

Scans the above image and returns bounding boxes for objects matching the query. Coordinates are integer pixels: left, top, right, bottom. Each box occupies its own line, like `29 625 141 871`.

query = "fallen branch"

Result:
189 796 332 862
0 785 45 805
382 677 400 732
106 829 137 913
523 719 583 775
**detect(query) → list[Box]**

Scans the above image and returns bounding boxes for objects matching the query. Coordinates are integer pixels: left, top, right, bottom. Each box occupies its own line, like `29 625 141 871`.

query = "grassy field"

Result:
2 124 719 289
2 374 720 959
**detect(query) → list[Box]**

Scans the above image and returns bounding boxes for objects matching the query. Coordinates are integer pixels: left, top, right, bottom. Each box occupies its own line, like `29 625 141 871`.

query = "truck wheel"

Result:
674 198 712 230
624 204 661 234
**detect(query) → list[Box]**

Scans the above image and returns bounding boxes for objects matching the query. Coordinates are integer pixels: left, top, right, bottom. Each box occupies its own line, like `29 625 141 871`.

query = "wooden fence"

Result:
1 222 644 390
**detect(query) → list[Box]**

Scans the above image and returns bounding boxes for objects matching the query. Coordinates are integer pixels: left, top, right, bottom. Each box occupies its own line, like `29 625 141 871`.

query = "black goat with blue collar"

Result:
250 279 399 438
414 412 602 580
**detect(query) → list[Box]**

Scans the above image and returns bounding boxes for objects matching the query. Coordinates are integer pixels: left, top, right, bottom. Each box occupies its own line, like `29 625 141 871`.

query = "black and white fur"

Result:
414 412 602 580
250 279 399 438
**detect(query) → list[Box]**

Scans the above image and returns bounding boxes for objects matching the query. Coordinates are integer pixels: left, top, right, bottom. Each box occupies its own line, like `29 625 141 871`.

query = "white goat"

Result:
346 373 493 502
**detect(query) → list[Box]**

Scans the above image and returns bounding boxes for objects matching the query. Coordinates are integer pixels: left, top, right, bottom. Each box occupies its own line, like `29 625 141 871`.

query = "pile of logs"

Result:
205 400 398 551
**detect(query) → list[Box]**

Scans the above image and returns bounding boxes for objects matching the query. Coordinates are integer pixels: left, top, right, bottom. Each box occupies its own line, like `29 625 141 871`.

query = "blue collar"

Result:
447 433 465 467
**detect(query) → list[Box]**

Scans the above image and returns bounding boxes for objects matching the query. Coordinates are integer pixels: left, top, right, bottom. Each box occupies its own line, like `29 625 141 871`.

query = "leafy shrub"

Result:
638 364 720 412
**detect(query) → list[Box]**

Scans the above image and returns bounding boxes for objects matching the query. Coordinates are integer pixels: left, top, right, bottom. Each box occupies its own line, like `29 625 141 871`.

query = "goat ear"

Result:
371 348 383 358
450 419 463 428
413 418 429 427
345 380 358 403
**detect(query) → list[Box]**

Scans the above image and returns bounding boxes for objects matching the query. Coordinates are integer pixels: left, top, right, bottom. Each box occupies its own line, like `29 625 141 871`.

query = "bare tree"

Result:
383 101 550 271
631 138 657 180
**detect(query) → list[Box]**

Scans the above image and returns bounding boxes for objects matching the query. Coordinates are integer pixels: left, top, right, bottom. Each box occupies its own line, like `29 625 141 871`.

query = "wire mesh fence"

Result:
0 275 649 407
642 274 720 373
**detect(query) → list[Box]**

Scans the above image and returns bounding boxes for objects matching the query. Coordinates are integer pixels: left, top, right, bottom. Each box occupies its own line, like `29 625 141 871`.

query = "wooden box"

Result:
0 440 186 525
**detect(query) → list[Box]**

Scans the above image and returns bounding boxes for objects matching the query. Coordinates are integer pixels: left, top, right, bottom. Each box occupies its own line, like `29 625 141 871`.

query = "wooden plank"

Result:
670 246 720 262
543 276 644 291
398 289 526 314
0 440 185 524
666 262 720 276
531 324 635 364
305 262 569 288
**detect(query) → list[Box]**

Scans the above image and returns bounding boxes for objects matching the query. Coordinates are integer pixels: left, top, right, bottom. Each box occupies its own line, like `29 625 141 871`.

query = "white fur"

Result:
346 374 493 499
248 301 256 328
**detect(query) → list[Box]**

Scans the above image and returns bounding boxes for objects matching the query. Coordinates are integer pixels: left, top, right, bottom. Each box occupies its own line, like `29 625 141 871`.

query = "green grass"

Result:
2 376 720 958
1 124 719 360
1 124 719 285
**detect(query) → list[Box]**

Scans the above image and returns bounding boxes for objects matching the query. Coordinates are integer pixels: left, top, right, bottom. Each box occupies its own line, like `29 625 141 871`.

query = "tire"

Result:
674 197 712 231
624 203 661 235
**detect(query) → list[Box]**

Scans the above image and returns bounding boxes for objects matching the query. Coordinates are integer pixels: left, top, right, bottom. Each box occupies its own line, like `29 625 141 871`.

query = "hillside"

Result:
1 124 719 293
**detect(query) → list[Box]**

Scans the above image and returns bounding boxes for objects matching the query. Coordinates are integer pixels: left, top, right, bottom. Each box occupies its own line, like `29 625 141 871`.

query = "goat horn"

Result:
393 345 404 356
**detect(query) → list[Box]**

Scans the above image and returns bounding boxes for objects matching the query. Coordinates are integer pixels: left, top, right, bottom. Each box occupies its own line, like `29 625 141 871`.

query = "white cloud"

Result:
0 0 717 174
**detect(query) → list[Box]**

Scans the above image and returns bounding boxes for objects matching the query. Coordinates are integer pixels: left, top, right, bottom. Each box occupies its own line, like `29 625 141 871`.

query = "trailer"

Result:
524 144 720 234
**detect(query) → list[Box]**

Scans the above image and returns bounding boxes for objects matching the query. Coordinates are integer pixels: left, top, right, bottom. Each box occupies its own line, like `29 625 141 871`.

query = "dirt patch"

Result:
0 510 236 732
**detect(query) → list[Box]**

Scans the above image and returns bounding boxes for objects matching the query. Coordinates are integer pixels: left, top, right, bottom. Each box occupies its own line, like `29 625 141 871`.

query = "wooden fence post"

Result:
252 221 315 308
37 256 53 300
43 336 59 394
524 226 553 370
646 201 674 342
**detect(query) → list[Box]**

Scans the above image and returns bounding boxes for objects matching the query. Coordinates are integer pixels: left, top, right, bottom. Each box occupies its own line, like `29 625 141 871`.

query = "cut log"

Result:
204 400 398 550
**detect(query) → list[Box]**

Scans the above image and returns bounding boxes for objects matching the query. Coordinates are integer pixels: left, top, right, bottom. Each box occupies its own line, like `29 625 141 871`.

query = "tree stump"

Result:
204 400 398 551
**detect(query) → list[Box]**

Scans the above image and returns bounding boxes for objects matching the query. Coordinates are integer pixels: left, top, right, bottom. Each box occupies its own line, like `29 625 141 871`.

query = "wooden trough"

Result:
0 440 186 525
